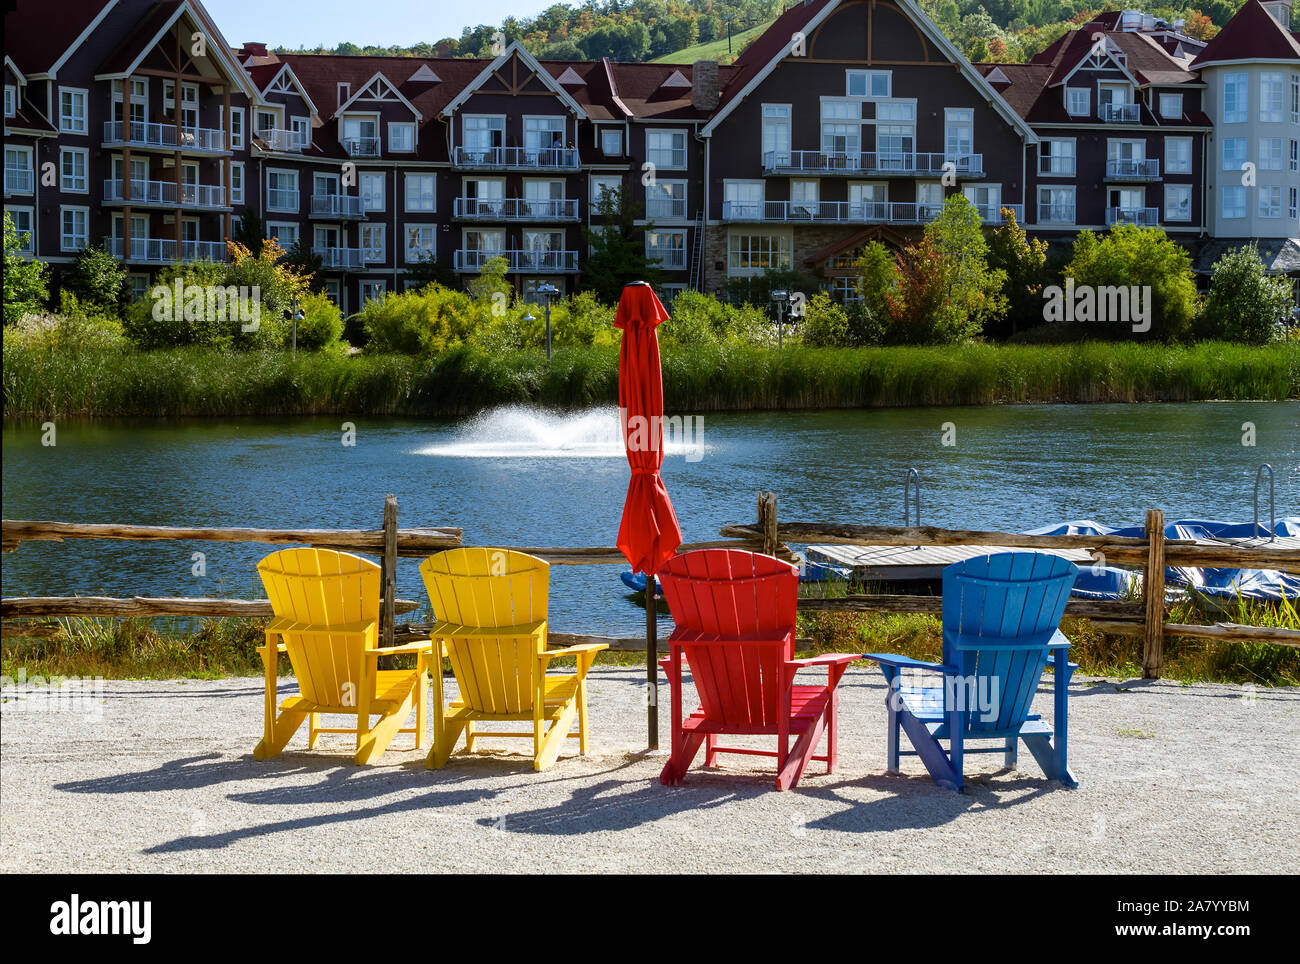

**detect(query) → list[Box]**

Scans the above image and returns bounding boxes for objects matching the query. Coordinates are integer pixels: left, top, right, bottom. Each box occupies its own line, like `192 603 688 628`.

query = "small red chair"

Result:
657 549 860 790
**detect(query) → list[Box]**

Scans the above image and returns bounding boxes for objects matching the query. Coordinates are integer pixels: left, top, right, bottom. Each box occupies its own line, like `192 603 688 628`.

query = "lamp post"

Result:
283 294 306 352
537 282 559 360
770 288 789 349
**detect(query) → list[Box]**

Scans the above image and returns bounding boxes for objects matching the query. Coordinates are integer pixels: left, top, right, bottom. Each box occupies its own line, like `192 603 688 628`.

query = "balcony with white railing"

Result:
315 246 364 270
266 188 300 213
647 246 687 269
1106 206 1160 227
721 199 1016 225
1104 158 1161 181
646 199 689 220
4 167 34 195
256 128 305 152
1099 103 1141 123
342 136 380 158
310 194 364 219
1038 203 1076 224
104 237 228 264
762 151 984 178
103 179 229 209
453 197 580 221
453 248 580 272
102 121 227 153
451 146 581 172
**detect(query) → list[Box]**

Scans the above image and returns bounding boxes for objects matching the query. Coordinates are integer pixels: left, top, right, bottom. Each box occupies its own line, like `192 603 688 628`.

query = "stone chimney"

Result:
692 60 719 112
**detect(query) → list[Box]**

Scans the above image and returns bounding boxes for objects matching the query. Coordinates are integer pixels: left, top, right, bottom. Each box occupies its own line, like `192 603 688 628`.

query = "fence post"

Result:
1142 508 1165 679
759 491 779 557
382 494 398 648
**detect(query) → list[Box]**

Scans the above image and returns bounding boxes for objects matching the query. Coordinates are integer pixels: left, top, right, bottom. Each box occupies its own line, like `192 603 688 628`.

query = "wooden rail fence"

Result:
3 491 1298 677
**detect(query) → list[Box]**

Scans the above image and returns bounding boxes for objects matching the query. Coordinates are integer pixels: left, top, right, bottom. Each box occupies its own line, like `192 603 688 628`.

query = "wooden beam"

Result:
1142 509 1166 679
2 520 462 553
1 596 420 619
796 594 1144 621
1164 622 1300 647
720 521 1167 551
381 495 397 647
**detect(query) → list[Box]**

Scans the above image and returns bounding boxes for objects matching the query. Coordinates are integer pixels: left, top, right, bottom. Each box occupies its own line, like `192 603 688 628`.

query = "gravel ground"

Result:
2 667 1297 873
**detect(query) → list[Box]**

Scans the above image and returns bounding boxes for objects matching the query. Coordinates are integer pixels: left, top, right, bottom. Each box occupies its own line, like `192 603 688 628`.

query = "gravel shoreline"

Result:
2 667 1297 873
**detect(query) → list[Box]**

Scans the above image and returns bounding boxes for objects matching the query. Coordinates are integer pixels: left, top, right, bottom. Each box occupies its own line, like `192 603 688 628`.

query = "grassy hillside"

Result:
650 21 772 64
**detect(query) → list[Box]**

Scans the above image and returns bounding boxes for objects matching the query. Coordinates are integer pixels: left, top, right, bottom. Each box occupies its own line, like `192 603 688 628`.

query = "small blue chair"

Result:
866 551 1079 792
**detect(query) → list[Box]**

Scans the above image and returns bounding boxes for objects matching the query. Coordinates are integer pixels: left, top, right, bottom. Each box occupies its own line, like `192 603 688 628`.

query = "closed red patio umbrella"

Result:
614 281 682 750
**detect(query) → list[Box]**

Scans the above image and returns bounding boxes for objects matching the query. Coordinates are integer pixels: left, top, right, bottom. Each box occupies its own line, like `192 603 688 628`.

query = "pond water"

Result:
3 402 1297 635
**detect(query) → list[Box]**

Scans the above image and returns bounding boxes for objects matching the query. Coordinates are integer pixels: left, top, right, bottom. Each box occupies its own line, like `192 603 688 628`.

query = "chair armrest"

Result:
539 642 609 663
363 640 435 660
257 642 287 654
862 653 954 673
786 653 862 669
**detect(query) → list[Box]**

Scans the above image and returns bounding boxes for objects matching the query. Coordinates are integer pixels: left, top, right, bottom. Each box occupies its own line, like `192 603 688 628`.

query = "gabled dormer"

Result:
335 71 423 158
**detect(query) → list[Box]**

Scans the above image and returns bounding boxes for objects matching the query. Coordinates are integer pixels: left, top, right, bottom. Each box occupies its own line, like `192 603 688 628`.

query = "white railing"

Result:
257 128 304 152
762 150 983 177
451 146 580 171
647 246 687 269
310 194 364 218
1100 103 1141 123
1038 203 1076 224
102 121 227 152
315 246 364 270
453 248 580 271
721 199 1011 224
104 237 227 263
1105 158 1160 179
1106 206 1160 227
103 179 228 208
266 188 299 212
4 168 34 194
453 197 579 220
342 136 380 157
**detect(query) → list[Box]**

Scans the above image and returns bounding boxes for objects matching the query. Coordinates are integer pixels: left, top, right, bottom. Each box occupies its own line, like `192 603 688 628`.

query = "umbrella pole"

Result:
646 578 658 750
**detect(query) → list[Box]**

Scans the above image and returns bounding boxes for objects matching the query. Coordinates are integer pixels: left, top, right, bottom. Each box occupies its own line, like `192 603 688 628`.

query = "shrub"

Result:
4 291 126 351
65 245 127 313
725 267 819 308
360 284 485 355
3 211 48 325
798 293 850 347
293 291 345 350
987 207 1049 339
122 259 230 348
1197 244 1292 344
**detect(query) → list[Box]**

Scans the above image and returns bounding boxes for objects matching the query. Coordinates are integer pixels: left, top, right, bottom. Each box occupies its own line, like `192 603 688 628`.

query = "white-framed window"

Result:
1260 72 1285 123
523 115 566 155
1290 187 1299 220
404 223 435 262
790 179 819 216
266 169 299 212
1221 185 1246 219
1165 137 1192 174
360 171 385 211
916 181 944 215
944 108 974 160
963 183 1001 219
1260 137 1284 170
126 273 150 302
591 175 622 206
291 116 311 149
228 107 244 148
254 107 279 137
876 101 915 164
1067 87 1090 116
4 145 34 195
846 69 890 98
761 104 791 161
1292 75 1300 124
646 129 688 170
323 278 341 304
646 179 687 219
1222 137 1248 171
229 162 244 204
1291 139 1299 172
361 223 385 263
1038 186 1075 223
110 78 147 125
600 128 623 156
723 179 763 218
1164 184 1191 222
59 87 87 133
360 279 386 303
59 147 88 193
645 228 686 269
388 121 415 152
60 205 88 251
405 173 435 211
1223 73 1247 123
727 232 791 273
1159 93 1183 119
1259 185 1282 218
267 221 299 248
5 205 35 253
4 85 15 118
337 83 350 108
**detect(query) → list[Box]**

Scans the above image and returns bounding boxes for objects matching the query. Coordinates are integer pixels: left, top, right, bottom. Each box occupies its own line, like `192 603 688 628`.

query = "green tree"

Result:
3 211 49 325
921 194 1007 341
1197 244 1292 344
280 239 325 293
66 244 128 313
580 187 662 303
986 206 1048 338
467 255 513 303
231 208 267 256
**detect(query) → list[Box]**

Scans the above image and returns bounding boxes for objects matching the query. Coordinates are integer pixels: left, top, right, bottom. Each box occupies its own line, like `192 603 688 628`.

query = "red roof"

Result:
1190 0 1300 67
3 0 114 75
715 0 835 113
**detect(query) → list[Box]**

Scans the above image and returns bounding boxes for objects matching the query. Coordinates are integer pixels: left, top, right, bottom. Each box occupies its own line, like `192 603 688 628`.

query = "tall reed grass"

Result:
5 340 1297 419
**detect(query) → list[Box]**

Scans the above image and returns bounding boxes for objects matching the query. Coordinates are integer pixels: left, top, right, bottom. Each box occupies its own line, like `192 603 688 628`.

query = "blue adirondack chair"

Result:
865 551 1080 792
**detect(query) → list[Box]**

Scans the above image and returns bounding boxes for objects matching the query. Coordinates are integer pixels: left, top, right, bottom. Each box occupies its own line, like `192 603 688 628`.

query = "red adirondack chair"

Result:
657 549 861 790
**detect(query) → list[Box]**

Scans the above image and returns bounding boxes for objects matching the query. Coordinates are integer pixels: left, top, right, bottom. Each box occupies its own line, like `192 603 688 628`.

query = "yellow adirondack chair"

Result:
419 548 607 771
256 547 432 765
